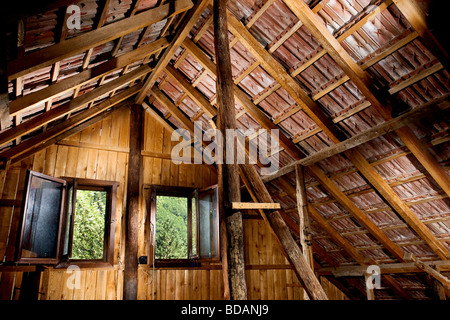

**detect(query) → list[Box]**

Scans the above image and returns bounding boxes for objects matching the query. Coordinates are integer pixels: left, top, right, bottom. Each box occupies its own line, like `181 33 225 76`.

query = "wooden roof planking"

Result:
2 0 450 300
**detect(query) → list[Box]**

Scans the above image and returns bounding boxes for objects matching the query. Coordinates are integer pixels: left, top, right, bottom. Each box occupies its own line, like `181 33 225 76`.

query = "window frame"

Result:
15 170 118 268
148 185 220 267
60 177 117 268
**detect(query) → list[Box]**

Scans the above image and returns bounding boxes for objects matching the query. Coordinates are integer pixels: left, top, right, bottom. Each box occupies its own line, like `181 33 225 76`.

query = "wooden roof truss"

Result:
2 0 450 300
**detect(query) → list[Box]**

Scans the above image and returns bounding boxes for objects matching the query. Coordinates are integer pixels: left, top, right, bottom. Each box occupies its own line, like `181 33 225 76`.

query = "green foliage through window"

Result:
155 196 188 259
71 190 107 260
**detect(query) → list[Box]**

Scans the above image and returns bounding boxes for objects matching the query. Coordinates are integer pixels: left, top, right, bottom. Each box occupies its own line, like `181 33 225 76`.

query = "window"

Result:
16 170 117 267
148 185 219 266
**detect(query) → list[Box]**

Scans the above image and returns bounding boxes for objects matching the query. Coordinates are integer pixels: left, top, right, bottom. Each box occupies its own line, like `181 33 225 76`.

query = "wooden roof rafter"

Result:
1 0 449 301
172 20 450 282
283 0 450 204
219 2 449 261
7 0 194 81
135 0 211 104
168 38 411 282
279 0 449 260
0 64 151 148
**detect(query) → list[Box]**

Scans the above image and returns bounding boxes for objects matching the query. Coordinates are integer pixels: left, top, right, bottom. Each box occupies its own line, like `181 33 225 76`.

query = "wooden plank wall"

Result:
0 107 347 300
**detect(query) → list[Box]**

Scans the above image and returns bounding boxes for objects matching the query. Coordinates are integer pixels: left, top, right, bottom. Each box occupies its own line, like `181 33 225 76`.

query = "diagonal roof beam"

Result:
277 173 405 262
347 148 449 260
278 179 413 300
262 94 450 183
181 38 411 262
7 0 193 81
283 0 450 259
0 65 151 147
151 86 195 133
165 64 217 118
9 37 169 117
2 89 138 165
224 3 448 260
226 11 344 144
392 0 449 70
135 0 210 104
283 0 450 201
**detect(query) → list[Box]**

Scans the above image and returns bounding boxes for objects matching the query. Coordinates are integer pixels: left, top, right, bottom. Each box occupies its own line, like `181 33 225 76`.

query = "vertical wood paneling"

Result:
0 106 348 301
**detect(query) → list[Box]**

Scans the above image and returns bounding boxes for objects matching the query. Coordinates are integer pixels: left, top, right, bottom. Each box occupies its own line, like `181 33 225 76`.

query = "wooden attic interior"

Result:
1 0 450 301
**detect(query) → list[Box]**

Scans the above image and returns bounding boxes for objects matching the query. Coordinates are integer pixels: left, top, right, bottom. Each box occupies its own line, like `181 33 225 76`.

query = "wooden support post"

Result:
123 103 143 300
214 0 247 300
294 165 314 300
239 163 328 300
294 165 314 268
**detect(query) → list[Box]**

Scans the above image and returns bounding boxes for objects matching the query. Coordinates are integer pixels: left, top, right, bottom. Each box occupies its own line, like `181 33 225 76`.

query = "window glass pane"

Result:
155 196 188 259
71 190 107 260
21 175 64 259
198 189 218 259
191 197 197 257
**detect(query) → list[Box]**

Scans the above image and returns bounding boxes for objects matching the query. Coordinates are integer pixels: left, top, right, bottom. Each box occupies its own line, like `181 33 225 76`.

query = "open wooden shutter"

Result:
196 185 219 261
16 170 67 264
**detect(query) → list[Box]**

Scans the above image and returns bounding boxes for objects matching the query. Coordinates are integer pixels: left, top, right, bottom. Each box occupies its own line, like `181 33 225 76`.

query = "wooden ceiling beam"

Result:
262 94 450 183
165 64 217 118
150 86 195 133
283 0 450 201
4 88 138 164
307 165 406 262
278 177 413 300
183 36 412 264
347 148 449 260
318 260 450 276
0 65 151 147
9 37 168 117
226 11 343 144
136 0 210 104
7 0 193 81
392 0 449 70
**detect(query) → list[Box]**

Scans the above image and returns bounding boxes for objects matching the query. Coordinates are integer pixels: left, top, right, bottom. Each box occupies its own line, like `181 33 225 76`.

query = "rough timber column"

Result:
213 0 248 300
123 103 143 300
